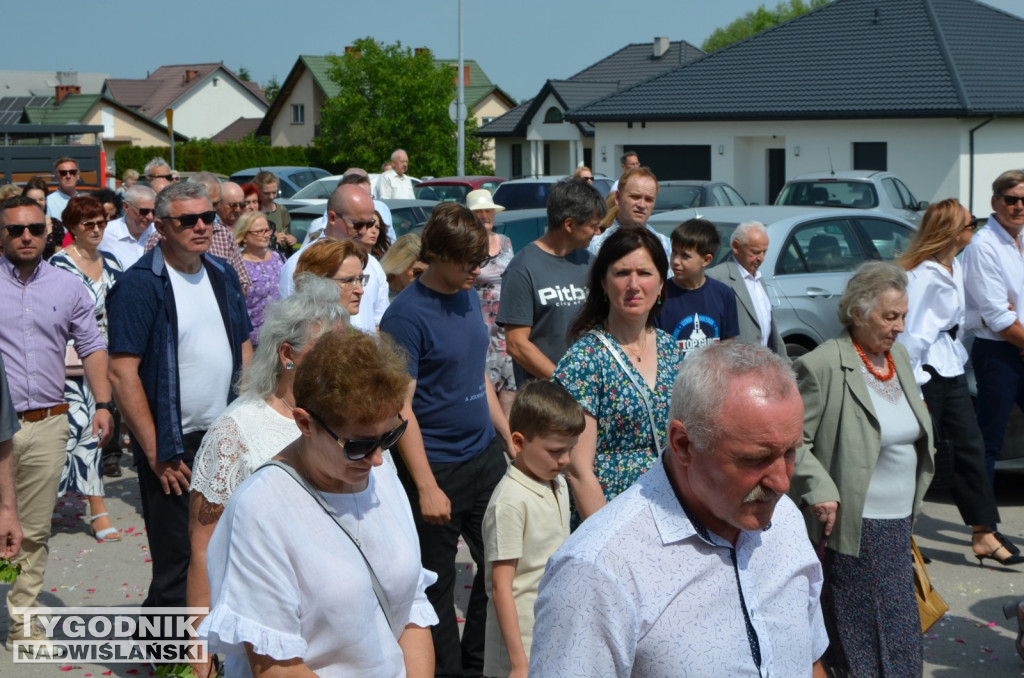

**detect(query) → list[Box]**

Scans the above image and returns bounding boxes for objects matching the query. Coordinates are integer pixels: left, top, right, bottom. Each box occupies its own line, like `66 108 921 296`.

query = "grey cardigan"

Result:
789 331 935 557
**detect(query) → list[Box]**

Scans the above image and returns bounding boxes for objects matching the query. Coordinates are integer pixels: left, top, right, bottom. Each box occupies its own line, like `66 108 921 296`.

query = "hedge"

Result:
114 139 343 178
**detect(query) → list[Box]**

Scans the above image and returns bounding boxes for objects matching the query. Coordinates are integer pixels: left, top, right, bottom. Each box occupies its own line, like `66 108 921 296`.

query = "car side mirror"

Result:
917 201 929 211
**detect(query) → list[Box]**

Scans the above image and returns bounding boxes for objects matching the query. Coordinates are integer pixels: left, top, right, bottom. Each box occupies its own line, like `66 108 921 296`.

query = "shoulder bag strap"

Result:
258 459 395 630
587 329 663 452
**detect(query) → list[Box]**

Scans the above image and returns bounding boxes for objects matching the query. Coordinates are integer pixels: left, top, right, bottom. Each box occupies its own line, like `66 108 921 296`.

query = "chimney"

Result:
653 37 670 58
55 71 80 104
345 46 362 57
450 64 470 86
183 69 200 85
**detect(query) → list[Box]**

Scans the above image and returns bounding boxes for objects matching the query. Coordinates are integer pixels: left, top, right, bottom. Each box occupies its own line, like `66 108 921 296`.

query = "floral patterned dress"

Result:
50 251 122 497
554 327 683 524
242 251 285 347
475 234 516 392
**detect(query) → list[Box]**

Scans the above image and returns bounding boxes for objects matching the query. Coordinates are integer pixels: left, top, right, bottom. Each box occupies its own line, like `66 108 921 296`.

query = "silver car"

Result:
649 205 916 357
775 170 928 225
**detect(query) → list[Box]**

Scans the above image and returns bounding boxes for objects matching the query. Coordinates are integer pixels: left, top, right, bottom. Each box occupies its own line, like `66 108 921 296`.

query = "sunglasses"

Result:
5 223 46 237
148 174 172 181
964 216 979 232
305 409 407 460
1000 195 1024 207
465 255 495 271
78 219 107 231
225 201 246 210
128 204 155 217
58 169 79 177
162 211 216 228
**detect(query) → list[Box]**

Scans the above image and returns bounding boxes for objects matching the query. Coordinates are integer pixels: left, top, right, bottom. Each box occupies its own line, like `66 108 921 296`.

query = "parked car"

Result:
775 170 928 224
414 176 507 203
648 205 916 357
285 199 439 244
229 166 331 199
279 175 344 208
653 180 748 213
492 175 613 210
490 208 549 253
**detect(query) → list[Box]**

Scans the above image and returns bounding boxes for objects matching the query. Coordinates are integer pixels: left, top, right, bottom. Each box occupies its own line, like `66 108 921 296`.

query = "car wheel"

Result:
785 342 812 359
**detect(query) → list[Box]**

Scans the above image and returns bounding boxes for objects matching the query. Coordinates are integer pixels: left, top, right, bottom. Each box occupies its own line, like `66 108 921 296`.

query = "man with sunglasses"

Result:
963 169 1024 488
45 157 81 221
278 184 390 334
108 181 252 616
0 195 113 647
100 184 157 269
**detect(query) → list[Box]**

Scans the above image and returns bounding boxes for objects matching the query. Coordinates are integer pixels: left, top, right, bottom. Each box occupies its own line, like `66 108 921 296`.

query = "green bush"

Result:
114 139 343 178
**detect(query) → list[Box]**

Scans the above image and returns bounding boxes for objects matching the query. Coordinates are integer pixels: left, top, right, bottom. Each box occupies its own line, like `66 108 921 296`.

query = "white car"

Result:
775 170 928 225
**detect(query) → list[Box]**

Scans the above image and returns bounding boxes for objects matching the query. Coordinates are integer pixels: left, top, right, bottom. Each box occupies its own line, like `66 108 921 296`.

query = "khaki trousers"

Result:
6 415 67 635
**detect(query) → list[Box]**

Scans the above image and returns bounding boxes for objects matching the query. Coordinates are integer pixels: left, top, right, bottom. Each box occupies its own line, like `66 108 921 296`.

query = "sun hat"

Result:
465 189 505 213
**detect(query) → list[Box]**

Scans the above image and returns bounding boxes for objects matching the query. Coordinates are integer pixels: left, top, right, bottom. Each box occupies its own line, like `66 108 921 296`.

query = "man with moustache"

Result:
530 342 828 677
107 182 251 611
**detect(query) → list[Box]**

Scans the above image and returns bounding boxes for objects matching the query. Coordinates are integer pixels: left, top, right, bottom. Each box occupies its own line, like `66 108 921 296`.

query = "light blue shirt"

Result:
588 219 671 260
963 215 1024 341
99 217 156 270
530 461 828 677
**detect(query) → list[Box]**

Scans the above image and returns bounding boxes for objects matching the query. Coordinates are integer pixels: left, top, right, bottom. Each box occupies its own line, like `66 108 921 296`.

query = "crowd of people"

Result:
0 150 1023 676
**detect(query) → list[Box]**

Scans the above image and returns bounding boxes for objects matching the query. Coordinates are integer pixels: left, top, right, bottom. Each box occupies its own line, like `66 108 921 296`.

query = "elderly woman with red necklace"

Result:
790 261 934 677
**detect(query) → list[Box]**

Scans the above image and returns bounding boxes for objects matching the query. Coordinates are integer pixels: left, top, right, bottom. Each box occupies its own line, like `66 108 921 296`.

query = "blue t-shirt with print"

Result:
654 277 739 356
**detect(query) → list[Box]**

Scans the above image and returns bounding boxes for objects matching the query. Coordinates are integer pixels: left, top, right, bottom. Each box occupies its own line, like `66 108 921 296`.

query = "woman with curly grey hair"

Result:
185 274 349 678
790 261 934 676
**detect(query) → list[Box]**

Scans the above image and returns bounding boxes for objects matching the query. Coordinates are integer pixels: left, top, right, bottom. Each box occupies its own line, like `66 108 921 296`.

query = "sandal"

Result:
995 531 1021 556
88 513 121 543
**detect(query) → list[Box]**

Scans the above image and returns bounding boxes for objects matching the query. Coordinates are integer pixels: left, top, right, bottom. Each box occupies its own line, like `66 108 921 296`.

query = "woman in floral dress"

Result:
554 226 682 526
50 196 122 542
235 211 285 347
469 189 516 416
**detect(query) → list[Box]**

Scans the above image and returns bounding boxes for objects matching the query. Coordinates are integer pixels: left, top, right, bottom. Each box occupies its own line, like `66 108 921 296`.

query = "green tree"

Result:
237 66 252 82
315 37 492 177
702 0 829 52
263 75 281 104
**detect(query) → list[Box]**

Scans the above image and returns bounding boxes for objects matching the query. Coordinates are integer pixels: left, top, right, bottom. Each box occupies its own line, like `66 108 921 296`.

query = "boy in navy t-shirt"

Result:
654 218 739 356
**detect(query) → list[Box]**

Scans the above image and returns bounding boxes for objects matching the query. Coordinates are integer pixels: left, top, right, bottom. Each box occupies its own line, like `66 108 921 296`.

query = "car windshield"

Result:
776 181 879 209
655 186 703 211
492 183 552 210
291 178 335 200
415 184 470 203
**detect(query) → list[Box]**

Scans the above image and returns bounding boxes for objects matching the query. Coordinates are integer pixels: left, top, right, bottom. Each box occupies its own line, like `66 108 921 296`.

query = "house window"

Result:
481 117 495 126
511 144 523 177
543 107 563 124
544 144 551 175
291 104 305 125
853 142 886 171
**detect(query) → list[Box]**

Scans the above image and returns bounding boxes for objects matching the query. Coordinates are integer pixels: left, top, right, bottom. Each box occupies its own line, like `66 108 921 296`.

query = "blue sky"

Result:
7 0 1023 103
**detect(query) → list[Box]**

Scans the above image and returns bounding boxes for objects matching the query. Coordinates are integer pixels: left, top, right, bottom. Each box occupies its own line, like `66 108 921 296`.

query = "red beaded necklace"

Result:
852 338 896 382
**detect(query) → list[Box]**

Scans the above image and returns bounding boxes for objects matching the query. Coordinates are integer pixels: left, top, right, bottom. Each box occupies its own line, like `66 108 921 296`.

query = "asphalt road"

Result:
0 460 1021 676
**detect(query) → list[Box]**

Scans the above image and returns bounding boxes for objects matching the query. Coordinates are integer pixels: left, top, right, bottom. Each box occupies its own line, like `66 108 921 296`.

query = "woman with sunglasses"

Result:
897 198 1022 566
188 276 349 678
201 326 437 677
49 196 123 542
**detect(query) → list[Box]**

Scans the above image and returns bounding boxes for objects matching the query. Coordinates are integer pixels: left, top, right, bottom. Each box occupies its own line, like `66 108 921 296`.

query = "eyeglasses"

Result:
169 176 181 183
128 204 155 217
465 256 495 271
963 216 979 232
58 169 79 177
78 219 107 231
999 194 1024 206
336 213 376 231
304 409 407 460
225 201 246 210
581 176 594 182
162 211 217 228
247 229 272 237
332 274 370 288
4 223 46 237
148 174 172 181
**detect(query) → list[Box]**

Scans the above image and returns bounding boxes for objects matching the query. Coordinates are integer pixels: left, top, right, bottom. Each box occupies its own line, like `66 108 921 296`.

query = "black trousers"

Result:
921 367 1000 526
971 338 1024 484
135 431 203 611
395 437 507 678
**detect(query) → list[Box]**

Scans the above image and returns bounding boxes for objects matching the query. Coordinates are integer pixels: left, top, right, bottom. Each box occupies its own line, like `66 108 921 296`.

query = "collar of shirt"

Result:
985 214 1024 249
506 464 560 497
734 257 761 284
0 254 42 285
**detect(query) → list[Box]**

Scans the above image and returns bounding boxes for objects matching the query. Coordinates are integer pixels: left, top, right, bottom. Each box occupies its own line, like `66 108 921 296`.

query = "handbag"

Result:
587 328 663 452
911 537 948 632
259 459 394 630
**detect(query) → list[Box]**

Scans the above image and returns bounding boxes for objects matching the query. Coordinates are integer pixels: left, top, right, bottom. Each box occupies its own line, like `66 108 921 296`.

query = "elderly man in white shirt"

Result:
531 342 828 678
99 184 157 269
376 149 415 200
707 221 787 357
279 184 389 334
963 168 1024 484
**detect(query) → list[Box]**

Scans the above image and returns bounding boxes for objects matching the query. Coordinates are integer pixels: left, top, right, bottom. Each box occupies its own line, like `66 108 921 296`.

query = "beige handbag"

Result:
912 537 948 632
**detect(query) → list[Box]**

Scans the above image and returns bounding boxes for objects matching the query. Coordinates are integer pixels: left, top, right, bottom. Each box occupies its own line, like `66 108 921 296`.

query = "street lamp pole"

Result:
457 0 465 176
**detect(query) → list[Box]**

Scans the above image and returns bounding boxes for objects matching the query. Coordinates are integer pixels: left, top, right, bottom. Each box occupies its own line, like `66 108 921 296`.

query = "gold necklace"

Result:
621 329 648 363
72 244 100 263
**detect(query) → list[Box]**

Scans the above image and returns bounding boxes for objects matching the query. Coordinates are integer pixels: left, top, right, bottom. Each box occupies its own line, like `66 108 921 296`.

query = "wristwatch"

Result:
95 401 116 413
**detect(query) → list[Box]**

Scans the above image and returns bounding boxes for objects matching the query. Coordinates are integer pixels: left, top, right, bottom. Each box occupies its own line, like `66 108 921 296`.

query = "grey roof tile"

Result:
567 0 1024 121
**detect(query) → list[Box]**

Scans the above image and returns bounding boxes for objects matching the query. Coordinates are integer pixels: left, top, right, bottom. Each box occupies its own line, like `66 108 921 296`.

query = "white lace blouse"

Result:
192 397 300 505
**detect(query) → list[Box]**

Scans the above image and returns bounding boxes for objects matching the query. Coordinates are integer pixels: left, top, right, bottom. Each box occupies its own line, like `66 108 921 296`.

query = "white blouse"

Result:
192 396 300 505
200 460 438 677
899 258 969 385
